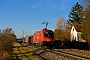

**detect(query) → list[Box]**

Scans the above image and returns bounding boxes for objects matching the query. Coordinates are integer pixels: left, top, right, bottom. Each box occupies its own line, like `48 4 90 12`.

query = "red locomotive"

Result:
29 22 54 46
31 28 54 46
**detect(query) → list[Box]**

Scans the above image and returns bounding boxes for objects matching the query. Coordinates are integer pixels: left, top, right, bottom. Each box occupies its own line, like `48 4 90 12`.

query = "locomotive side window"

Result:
44 31 53 37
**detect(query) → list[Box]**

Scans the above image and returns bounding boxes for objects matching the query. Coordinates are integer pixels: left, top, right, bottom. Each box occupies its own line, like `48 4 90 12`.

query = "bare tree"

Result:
55 16 66 30
54 16 70 41
81 0 90 10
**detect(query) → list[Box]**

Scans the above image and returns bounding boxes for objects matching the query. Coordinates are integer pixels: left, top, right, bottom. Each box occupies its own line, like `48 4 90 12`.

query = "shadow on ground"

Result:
12 43 34 60
51 40 89 50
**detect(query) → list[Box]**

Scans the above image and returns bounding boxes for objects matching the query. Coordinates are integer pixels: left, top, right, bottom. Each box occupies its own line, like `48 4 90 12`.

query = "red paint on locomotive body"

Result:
32 29 54 44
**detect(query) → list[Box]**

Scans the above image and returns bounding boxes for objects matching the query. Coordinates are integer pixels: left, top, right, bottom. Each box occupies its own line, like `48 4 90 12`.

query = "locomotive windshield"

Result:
44 31 53 37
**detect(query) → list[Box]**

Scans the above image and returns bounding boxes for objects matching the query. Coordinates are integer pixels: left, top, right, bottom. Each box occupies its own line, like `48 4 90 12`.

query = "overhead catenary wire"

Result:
32 0 81 33
48 0 81 21
34 6 73 31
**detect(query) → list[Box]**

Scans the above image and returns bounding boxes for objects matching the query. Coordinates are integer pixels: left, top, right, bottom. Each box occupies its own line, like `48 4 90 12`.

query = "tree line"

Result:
54 0 90 48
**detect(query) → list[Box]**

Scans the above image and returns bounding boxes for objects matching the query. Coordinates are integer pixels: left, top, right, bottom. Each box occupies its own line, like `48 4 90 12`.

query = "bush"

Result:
0 28 16 59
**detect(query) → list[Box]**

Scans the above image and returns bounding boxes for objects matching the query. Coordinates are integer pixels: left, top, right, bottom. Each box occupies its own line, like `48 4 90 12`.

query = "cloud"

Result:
28 0 57 9
27 0 72 10
62 0 71 5
31 5 38 8
59 0 71 11
30 0 42 8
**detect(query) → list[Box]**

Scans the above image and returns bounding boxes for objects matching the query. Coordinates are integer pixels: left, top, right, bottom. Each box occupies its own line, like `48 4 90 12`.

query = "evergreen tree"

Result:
68 2 84 24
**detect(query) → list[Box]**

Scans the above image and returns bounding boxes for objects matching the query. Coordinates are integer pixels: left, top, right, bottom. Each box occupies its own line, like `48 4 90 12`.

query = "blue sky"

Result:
0 0 80 38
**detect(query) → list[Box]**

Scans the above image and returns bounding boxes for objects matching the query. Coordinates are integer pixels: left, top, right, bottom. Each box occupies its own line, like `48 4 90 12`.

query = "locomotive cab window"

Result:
44 32 53 37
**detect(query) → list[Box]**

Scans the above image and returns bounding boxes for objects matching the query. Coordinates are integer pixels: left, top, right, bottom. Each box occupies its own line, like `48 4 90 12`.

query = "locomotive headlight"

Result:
42 38 44 41
53 39 54 41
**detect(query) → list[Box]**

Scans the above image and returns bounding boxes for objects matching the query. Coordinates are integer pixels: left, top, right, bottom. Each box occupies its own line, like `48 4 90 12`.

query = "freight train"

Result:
30 28 54 46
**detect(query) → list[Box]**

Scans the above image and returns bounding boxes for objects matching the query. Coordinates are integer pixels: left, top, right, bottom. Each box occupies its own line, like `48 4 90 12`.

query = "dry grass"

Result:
12 42 40 60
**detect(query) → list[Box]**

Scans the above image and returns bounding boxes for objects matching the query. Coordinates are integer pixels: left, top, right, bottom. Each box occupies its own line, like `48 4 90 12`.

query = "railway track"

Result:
51 49 90 60
54 49 90 59
13 42 90 60
32 45 90 60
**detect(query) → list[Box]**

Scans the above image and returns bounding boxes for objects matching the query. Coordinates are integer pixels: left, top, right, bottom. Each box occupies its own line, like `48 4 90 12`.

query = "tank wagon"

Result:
30 28 54 46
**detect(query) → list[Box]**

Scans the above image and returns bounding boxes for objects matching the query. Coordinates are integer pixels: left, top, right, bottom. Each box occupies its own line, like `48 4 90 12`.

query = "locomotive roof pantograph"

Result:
41 22 49 30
